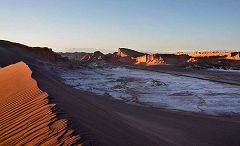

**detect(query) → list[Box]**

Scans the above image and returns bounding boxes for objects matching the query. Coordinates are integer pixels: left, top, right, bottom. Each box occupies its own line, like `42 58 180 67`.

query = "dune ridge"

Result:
0 62 80 145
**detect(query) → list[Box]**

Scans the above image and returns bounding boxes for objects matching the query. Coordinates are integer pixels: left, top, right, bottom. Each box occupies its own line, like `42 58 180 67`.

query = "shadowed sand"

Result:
0 62 80 145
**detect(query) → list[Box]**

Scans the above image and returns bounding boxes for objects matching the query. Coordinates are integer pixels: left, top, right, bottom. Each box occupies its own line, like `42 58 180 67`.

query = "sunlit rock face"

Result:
175 52 185 55
188 51 240 60
227 52 240 60
117 48 128 57
189 52 231 58
136 54 165 65
113 48 187 65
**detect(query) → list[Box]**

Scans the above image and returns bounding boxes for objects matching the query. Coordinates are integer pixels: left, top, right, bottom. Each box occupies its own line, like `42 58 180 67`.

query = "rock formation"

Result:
0 40 68 62
59 51 106 62
116 48 146 58
189 51 240 60
187 58 198 63
188 51 231 57
136 54 165 65
226 52 240 60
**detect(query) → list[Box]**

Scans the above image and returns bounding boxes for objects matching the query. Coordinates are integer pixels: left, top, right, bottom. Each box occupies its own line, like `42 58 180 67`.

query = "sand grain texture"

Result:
0 62 80 146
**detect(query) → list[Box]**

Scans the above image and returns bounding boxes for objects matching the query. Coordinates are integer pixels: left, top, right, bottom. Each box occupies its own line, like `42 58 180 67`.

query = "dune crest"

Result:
0 62 80 145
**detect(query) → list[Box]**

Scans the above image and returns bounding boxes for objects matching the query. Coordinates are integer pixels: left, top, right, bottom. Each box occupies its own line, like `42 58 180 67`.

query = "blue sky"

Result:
0 0 239 53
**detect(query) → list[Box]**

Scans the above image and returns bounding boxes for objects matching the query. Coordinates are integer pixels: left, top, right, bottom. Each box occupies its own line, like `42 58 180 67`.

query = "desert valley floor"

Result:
61 63 240 116
0 40 240 146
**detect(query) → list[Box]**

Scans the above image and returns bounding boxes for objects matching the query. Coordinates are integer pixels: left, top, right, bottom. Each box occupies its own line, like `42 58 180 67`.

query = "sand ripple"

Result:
0 62 80 145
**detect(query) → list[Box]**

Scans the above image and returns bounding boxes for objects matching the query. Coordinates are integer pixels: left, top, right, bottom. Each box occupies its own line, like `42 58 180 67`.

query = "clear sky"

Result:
0 0 239 53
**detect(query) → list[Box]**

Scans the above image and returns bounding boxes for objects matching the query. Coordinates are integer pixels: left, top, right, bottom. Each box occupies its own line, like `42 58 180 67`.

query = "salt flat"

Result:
61 64 240 115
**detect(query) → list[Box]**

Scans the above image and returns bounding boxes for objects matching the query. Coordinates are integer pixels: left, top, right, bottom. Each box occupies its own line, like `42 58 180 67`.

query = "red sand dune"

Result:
0 62 80 145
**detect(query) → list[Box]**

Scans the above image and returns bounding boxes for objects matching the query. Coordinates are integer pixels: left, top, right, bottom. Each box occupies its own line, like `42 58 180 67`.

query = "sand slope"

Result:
0 62 80 145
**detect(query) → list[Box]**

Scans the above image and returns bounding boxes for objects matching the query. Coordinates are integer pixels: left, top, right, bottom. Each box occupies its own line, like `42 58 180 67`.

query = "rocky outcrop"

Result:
187 58 198 63
175 52 185 55
136 54 165 65
59 51 106 62
117 48 146 58
0 40 68 62
159 54 189 65
2 40 239 69
189 52 230 58
185 57 240 69
59 52 88 61
93 51 105 60
188 51 240 60
116 48 189 65
226 52 240 60
26 47 67 62
134 51 240 68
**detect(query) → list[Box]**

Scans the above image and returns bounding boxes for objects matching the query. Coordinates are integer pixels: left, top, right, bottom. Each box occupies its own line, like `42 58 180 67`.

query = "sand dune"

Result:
0 62 80 145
